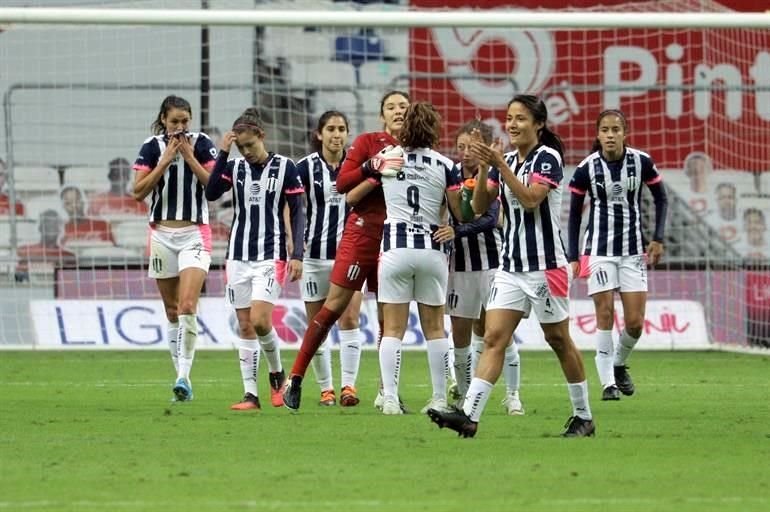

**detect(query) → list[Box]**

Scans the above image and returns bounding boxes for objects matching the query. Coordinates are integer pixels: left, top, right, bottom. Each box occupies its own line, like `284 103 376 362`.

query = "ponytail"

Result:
539 126 565 160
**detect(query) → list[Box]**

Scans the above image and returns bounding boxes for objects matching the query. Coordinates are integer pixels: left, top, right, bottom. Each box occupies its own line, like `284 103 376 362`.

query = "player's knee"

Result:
251 313 272 335
177 298 197 315
338 311 359 330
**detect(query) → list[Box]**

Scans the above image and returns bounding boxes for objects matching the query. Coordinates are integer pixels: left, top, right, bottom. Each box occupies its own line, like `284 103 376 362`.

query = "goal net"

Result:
0 0 767 351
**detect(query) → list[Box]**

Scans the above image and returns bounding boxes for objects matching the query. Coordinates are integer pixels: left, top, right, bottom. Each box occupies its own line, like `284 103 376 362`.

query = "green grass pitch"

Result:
0 350 768 512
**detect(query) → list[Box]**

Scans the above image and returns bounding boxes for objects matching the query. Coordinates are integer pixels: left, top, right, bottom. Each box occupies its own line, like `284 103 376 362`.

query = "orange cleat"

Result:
231 393 261 411
339 385 360 407
319 388 336 406
268 370 287 407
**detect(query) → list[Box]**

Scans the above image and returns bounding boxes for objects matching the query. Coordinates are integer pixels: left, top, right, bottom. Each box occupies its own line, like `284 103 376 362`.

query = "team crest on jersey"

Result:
266 177 278 192
626 176 639 191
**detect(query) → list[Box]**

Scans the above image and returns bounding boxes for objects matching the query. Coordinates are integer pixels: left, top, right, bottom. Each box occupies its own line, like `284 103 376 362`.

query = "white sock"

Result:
258 328 283 373
595 329 616 388
615 329 640 366
238 338 260 397
167 322 179 373
567 380 592 420
379 336 402 399
503 342 521 393
453 345 472 397
470 332 484 375
426 337 450 400
462 378 493 422
338 328 362 388
176 314 197 381
446 335 457 383
311 341 333 391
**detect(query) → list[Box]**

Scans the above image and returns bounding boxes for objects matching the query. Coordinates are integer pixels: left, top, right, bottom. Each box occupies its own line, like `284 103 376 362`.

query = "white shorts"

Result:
487 267 571 324
301 258 334 302
582 254 648 295
447 269 496 319
148 224 212 279
378 248 448 306
225 259 287 309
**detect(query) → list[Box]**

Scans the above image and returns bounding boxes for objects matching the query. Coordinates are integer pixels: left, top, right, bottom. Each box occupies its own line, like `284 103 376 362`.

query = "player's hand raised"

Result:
364 145 404 177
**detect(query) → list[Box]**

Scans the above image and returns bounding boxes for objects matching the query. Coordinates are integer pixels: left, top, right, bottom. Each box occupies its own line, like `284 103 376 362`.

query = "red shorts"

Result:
330 225 381 294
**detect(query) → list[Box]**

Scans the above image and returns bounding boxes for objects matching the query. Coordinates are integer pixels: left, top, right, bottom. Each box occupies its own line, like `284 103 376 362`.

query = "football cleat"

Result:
601 385 621 401
427 407 478 438
268 370 287 407
319 388 336 406
561 416 596 437
381 397 403 415
614 365 635 396
282 376 302 411
447 380 463 403
374 390 409 413
339 385 360 407
172 377 193 402
501 391 525 415
231 392 261 411
420 397 451 414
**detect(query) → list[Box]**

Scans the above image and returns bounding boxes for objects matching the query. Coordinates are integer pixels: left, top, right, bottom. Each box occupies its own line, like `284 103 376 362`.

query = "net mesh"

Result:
0 0 767 349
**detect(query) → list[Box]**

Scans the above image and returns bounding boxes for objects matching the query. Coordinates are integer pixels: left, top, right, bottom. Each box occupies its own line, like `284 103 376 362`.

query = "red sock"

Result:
291 306 342 378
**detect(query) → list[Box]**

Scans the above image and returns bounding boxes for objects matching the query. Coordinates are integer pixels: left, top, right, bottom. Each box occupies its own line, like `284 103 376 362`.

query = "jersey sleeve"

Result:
133 139 159 172
282 159 305 195
445 162 463 191
568 162 591 195
295 158 311 191
641 153 663 185
486 165 501 187
195 133 218 171
337 133 373 192
530 152 563 188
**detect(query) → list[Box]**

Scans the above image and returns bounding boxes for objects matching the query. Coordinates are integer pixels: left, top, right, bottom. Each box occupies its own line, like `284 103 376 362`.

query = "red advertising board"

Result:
409 0 769 170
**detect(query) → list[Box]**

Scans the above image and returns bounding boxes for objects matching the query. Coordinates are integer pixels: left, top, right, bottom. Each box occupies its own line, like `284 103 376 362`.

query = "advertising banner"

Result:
29 298 709 350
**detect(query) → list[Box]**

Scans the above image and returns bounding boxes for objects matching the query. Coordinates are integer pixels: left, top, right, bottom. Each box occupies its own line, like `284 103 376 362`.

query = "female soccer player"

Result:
567 109 668 401
377 102 464 415
132 95 217 402
283 91 410 411
205 108 305 410
428 95 595 438
448 119 523 415
297 111 368 407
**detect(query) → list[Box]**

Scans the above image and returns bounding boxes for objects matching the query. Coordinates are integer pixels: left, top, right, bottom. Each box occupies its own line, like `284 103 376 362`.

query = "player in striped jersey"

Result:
567 109 668 401
297 111 368 407
205 108 305 411
428 95 595 438
447 120 523 416
377 102 464 415
132 95 218 402
283 91 410 411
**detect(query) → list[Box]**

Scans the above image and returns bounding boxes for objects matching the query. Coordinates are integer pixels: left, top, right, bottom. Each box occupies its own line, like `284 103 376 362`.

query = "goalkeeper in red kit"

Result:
283 90 410 411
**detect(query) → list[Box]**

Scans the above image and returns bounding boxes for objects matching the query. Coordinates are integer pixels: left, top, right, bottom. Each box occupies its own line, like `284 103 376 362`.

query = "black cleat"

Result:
561 416 596 437
601 385 621 401
614 365 635 396
427 407 478 438
283 375 303 411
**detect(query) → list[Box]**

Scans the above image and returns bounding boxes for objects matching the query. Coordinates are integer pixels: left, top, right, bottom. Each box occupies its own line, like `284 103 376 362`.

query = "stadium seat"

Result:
262 27 335 64
64 166 109 193
0 219 39 247
22 193 63 221
760 172 770 195
289 61 357 88
76 245 141 260
111 220 148 249
11 166 62 193
358 60 409 88
334 29 386 67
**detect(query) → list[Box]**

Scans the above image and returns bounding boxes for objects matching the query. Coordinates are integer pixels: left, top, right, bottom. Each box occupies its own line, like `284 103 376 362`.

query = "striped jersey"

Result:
220 153 304 261
450 163 502 272
569 147 662 257
296 152 347 260
133 132 218 224
490 146 567 272
381 148 462 252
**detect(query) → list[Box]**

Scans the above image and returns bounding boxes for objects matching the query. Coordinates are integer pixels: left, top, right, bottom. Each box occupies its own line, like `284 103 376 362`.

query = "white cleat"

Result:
381 397 403 415
420 397 451 414
374 390 385 411
502 391 525 416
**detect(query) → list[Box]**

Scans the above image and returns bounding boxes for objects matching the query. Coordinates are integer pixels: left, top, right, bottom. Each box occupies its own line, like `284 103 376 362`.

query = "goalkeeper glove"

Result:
362 145 404 178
